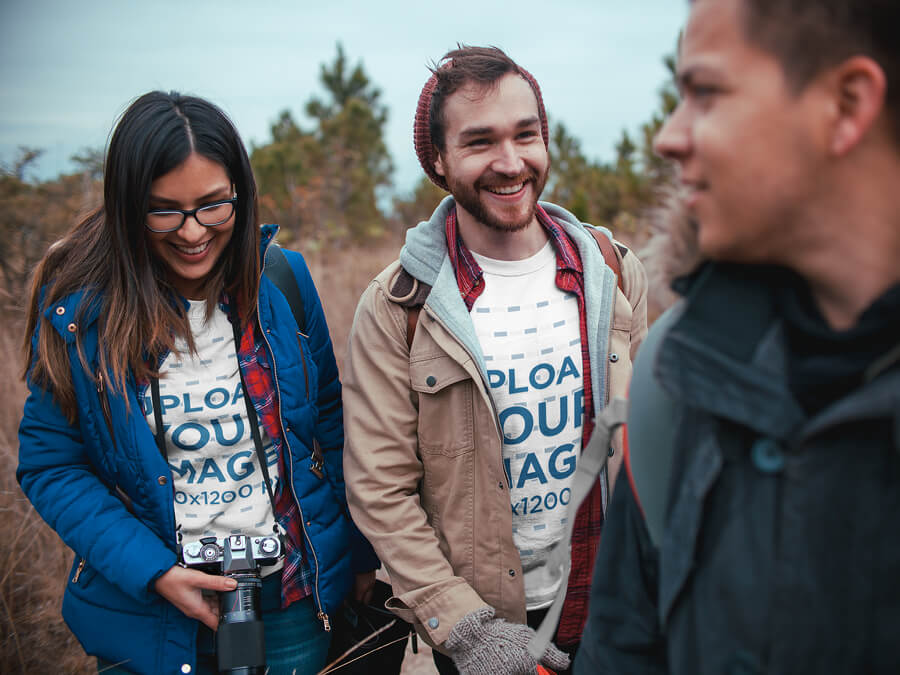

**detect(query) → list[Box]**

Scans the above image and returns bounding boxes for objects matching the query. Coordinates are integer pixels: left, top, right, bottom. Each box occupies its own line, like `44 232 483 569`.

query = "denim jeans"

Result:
98 576 330 675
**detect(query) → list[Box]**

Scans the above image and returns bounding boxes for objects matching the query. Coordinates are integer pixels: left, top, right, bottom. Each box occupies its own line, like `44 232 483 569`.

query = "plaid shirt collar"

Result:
445 203 584 310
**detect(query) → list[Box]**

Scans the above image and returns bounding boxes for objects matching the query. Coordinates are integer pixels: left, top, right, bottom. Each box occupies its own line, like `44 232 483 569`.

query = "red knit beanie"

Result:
413 62 550 191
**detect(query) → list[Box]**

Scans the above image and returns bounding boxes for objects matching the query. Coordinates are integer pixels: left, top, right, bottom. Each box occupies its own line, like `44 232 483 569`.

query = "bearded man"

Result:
342 45 647 675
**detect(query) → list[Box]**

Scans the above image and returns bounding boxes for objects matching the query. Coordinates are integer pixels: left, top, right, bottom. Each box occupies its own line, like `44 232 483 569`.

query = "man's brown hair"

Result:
735 0 900 139
413 45 549 190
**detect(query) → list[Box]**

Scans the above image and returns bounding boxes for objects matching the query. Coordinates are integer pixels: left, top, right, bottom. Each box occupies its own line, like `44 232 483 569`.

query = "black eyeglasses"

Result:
146 195 237 233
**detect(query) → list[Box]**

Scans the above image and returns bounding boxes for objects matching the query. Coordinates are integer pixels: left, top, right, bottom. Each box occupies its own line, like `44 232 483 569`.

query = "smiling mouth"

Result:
484 182 526 195
173 240 211 255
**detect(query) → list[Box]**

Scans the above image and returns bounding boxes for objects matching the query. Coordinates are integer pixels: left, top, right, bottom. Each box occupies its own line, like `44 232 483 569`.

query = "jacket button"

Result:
751 438 785 474
426 376 436 387
608 446 614 457
609 352 619 363
67 323 77 333
428 617 439 629
508 569 516 577
55 306 65 315
181 665 192 673
498 482 504 489
158 476 168 486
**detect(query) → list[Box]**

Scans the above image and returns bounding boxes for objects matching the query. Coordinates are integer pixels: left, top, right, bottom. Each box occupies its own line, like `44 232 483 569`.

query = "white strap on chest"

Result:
527 397 629 657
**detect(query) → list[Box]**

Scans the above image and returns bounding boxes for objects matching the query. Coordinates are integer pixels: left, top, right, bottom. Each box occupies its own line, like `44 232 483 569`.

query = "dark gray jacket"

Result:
577 262 900 675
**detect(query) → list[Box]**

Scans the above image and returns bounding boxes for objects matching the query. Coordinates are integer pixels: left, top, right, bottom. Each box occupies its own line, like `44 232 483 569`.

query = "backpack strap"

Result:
529 397 630 659
407 307 421 348
529 309 680 658
264 243 306 334
624 304 681 548
585 227 625 293
528 242 654 657
389 267 431 349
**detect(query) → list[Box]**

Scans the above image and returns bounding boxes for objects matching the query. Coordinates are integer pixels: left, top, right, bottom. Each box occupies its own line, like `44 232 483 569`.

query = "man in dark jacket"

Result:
577 0 900 673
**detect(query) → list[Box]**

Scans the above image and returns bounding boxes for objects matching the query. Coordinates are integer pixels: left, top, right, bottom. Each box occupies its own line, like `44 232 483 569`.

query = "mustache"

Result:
476 167 540 189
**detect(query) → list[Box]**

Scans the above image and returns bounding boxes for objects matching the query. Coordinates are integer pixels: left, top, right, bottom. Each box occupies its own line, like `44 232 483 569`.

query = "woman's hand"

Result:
154 565 237 630
353 570 377 605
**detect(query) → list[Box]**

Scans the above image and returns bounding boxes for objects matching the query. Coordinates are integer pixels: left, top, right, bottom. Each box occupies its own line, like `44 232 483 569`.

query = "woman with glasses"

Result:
17 91 378 675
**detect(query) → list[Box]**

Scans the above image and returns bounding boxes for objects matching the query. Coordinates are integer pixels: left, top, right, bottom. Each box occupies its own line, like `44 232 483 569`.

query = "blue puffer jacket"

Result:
17 225 378 675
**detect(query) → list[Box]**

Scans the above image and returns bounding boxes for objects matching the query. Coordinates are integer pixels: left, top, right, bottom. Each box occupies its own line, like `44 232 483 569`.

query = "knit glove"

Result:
444 606 570 675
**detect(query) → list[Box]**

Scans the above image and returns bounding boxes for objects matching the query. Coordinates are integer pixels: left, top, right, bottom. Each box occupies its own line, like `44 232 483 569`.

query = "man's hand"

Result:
353 570 377 605
446 606 570 675
154 565 237 630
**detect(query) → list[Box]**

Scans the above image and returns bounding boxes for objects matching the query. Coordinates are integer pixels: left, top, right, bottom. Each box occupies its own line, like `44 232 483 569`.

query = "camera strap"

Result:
148 317 281 534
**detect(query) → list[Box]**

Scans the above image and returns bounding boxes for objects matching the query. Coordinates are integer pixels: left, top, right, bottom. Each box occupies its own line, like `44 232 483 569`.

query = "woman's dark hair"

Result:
23 91 261 420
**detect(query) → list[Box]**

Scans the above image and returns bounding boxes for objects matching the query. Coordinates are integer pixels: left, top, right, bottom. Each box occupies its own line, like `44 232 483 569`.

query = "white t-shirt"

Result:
143 301 280 547
471 242 585 609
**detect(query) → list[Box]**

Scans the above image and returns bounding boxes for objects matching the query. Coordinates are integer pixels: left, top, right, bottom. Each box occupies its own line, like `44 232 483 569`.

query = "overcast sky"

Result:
0 0 686 195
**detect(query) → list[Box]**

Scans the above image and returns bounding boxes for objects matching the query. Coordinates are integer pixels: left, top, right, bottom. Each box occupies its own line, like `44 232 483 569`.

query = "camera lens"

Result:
216 573 265 674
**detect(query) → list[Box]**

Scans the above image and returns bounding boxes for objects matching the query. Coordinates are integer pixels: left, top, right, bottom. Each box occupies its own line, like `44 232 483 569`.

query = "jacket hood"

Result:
638 187 703 316
398 195 455 284
399 195 601 284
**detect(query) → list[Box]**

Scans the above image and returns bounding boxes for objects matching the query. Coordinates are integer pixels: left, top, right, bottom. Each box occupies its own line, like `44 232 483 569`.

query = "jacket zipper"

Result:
72 558 86 583
259 320 329 631
297 332 310 400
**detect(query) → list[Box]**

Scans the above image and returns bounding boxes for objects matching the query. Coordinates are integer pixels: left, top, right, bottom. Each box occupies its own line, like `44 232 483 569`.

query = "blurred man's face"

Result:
654 0 826 263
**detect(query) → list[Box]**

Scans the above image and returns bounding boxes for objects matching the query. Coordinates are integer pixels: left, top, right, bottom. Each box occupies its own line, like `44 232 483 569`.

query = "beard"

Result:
446 163 550 233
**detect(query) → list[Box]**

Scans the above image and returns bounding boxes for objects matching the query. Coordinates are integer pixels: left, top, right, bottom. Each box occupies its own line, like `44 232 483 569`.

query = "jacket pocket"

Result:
309 438 325 479
410 355 475 457
70 556 99 589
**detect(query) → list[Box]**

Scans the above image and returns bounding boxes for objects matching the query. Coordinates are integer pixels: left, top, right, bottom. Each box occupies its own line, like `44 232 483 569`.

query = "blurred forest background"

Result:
0 46 676 673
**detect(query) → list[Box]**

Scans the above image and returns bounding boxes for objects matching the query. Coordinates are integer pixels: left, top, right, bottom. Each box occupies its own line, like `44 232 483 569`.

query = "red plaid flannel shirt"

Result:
446 204 603 645
232 307 313 609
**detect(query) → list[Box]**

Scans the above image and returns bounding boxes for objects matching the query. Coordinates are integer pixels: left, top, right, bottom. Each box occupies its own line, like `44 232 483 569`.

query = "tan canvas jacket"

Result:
343 198 648 650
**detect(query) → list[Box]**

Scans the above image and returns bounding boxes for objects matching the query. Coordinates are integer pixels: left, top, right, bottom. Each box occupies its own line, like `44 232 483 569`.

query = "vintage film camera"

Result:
180 534 282 674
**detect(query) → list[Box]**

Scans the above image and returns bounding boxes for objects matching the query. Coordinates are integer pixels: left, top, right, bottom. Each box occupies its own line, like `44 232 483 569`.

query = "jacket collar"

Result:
399 197 617 418
658 264 812 440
